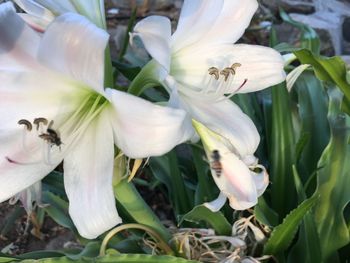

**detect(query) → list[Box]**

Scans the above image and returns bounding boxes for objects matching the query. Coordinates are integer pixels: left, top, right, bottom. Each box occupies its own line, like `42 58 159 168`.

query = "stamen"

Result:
18 119 32 131
208 67 219 80
33 118 48 131
220 68 231 82
179 62 245 103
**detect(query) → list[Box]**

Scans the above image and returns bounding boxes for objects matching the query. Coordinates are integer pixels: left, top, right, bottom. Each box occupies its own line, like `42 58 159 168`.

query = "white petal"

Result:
18 13 51 32
63 110 121 239
38 13 108 93
0 71 90 132
32 0 75 14
182 97 260 156
0 2 41 71
0 71 90 204
172 44 285 94
171 0 224 52
251 165 269 196
200 0 258 45
13 0 55 23
0 129 58 203
133 16 172 71
106 89 193 158
203 192 227 212
214 152 259 210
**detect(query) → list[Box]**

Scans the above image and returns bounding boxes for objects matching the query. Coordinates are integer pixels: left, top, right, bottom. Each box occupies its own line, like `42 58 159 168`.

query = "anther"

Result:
230 63 242 74
208 67 220 80
18 119 32 131
220 68 231 81
33 118 48 130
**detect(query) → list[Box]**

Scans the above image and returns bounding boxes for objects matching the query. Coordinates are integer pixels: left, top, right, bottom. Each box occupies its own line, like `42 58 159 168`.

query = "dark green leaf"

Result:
179 205 231 236
264 195 319 255
295 73 330 178
288 167 322 263
269 84 297 217
313 88 350 260
294 49 350 115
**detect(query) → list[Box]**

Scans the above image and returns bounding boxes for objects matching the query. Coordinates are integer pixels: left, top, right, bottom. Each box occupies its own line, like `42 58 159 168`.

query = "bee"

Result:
208 67 220 80
18 119 32 131
39 128 62 148
210 150 222 177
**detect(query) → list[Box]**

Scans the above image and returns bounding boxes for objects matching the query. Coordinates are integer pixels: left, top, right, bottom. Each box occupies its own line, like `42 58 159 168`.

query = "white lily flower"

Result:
131 0 284 210
0 3 190 239
131 0 285 162
192 120 269 211
13 0 106 31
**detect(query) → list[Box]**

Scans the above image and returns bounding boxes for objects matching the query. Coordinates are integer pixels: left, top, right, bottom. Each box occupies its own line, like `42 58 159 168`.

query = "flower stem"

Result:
99 223 174 256
113 179 172 245
104 46 114 89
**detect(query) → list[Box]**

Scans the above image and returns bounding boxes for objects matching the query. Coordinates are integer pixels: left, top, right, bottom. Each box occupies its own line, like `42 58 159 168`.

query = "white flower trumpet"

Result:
0 2 190 239
131 0 285 209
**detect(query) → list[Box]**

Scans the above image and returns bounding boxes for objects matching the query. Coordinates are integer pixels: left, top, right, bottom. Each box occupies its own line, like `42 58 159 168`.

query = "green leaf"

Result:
313 87 350 261
269 84 297 217
295 73 330 179
114 179 172 243
294 49 350 115
191 145 216 205
42 192 76 233
0 257 18 262
149 151 192 216
19 258 91 262
179 205 231 236
112 61 141 81
264 195 319 255
96 254 199 263
288 167 322 263
254 197 279 227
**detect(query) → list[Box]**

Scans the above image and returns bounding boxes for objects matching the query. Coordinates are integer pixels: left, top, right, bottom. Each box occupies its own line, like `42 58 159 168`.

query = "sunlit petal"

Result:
133 15 172 71
63 110 121 239
106 88 193 158
13 0 55 23
38 13 108 94
172 44 285 94
200 0 258 45
183 97 260 156
171 0 224 51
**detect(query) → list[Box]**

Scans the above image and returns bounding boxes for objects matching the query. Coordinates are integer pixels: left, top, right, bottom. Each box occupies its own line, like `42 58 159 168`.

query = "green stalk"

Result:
104 46 114 89
113 179 172 244
99 223 174 256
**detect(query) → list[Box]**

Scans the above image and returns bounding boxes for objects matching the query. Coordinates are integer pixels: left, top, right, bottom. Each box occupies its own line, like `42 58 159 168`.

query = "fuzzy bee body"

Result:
210 150 223 177
39 128 62 147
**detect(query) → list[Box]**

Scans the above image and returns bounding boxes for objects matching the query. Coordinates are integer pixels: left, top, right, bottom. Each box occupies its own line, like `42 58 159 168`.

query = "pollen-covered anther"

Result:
33 117 48 130
220 68 232 82
18 119 32 131
208 67 220 80
230 63 242 74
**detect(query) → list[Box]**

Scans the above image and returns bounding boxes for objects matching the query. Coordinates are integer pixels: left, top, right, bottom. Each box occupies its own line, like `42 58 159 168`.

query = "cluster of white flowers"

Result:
0 0 285 239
